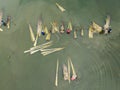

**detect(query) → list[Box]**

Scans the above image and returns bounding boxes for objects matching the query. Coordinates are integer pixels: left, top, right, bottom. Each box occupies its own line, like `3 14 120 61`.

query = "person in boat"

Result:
1 19 7 26
71 74 77 81
6 16 11 28
1 16 11 27
60 24 65 33
41 31 45 35
66 29 71 34
103 15 112 34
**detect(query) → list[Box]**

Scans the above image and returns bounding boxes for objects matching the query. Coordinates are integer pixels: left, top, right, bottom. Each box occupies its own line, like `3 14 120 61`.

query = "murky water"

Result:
0 0 120 90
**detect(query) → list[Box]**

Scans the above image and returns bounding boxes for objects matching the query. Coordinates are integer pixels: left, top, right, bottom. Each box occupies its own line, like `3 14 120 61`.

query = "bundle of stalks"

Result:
24 41 53 53
41 47 64 56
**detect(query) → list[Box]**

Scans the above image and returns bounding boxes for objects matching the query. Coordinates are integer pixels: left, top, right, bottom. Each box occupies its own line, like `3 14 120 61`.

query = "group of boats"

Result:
24 41 64 56
28 15 111 44
0 11 11 31
89 15 111 38
55 57 77 86
25 14 111 56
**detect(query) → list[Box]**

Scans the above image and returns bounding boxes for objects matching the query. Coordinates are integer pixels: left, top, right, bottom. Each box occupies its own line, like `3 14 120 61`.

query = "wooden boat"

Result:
44 26 49 34
67 21 72 31
68 59 71 83
30 44 52 54
60 23 65 33
56 3 66 12
0 28 3 31
88 25 94 38
41 47 64 56
55 59 59 86
34 34 39 46
37 19 42 37
51 21 59 33
92 22 102 33
103 15 111 34
24 41 53 53
6 16 11 29
69 58 77 81
46 33 51 41
63 64 69 80
74 30 77 39
28 24 35 42
0 12 3 27
81 28 84 36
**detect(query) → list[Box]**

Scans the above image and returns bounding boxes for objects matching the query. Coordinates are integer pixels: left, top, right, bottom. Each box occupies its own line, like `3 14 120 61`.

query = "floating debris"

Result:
56 3 66 12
